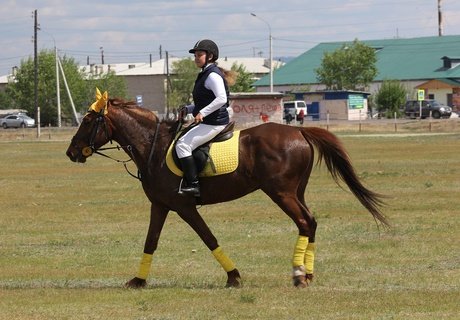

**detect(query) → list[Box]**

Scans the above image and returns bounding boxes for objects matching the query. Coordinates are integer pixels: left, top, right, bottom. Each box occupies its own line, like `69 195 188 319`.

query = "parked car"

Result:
283 100 307 122
403 100 452 119
0 114 36 128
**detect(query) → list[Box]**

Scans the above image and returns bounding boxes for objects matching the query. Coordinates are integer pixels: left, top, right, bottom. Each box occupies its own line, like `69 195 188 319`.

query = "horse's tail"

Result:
300 127 389 227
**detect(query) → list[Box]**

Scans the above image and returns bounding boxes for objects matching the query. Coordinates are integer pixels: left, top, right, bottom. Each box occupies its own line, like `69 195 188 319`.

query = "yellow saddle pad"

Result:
166 131 240 177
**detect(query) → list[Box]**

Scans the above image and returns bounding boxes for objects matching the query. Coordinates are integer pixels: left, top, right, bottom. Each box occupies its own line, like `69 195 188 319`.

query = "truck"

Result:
283 100 307 123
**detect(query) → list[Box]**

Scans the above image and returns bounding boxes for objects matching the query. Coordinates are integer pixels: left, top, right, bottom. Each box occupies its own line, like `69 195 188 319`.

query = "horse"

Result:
66 95 388 289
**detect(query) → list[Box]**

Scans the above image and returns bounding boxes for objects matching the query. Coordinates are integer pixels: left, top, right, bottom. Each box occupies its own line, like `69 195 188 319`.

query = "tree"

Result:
168 58 198 110
4 49 128 126
0 89 15 110
374 79 407 118
229 63 254 93
6 50 86 125
315 39 378 91
84 70 129 106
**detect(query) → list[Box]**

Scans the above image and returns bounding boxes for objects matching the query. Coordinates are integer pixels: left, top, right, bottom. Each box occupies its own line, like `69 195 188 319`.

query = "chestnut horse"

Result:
66 96 387 288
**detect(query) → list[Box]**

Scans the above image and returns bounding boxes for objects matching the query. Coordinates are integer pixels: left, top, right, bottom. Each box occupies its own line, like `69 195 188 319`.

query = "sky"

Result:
1 0 460 76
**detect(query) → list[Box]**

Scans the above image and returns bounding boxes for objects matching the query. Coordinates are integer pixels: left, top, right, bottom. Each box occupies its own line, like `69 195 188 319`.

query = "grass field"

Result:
0 127 459 319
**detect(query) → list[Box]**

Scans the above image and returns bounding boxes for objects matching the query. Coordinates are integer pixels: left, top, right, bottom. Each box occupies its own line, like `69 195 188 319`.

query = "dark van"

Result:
404 100 452 119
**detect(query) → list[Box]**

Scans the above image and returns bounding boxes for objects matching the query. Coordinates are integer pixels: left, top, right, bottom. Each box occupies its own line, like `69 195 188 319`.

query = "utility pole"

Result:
100 46 104 64
55 44 61 127
34 9 40 137
438 0 443 36
165 51 170 116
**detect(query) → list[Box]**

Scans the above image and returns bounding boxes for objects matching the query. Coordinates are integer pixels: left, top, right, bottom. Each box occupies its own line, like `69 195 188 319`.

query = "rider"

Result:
176 39 230 197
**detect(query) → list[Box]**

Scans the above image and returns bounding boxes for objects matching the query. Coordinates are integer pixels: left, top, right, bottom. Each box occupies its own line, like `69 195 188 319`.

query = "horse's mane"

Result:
109 97 180 133
109 98 159 122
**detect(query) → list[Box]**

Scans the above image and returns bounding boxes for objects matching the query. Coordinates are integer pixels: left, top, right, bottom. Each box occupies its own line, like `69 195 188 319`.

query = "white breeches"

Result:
175 123 226 159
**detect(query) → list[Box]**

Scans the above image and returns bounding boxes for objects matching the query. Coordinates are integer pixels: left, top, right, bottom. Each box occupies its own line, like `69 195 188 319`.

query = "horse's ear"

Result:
89 87 109 115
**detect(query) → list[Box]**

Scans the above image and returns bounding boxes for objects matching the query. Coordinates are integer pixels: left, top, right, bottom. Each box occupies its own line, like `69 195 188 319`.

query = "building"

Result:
0 57 283 116
254 35 460 112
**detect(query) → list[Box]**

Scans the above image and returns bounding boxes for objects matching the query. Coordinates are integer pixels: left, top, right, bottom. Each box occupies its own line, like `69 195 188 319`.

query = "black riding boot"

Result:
179 156 200 197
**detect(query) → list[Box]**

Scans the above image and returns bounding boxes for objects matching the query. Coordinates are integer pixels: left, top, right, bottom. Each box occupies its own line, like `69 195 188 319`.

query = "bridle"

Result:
75 111 139 180
74 110 162 181
81 111 111 157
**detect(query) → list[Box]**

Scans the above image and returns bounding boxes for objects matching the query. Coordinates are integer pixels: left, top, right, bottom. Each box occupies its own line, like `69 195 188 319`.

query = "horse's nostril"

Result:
66 149 74 159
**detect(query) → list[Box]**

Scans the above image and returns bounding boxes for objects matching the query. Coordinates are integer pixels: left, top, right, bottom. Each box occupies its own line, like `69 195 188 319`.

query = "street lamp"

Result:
251 12 273 92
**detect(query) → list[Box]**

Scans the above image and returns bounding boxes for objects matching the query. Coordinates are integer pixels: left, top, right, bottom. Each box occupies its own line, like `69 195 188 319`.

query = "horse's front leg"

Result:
125 203 169 288
177 205 241 288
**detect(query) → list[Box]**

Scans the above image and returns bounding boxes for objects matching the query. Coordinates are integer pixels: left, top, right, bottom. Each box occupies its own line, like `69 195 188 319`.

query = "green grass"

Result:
0 131 459 319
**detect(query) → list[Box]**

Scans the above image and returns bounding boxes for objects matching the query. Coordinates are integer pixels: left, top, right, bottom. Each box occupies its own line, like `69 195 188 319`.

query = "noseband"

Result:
80 112 112 157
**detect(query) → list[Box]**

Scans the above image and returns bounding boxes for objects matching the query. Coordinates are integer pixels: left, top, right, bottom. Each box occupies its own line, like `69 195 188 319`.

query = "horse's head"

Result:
66 89 113 163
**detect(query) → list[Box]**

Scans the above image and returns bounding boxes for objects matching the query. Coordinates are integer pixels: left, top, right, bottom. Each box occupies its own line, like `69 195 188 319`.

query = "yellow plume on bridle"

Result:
88 88 109 115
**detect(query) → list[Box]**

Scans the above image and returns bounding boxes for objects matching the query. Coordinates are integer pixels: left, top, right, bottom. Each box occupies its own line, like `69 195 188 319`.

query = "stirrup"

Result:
178 179 200 197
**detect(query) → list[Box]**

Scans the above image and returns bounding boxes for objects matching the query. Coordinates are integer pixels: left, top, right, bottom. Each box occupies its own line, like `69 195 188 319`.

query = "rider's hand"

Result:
194 113 204 123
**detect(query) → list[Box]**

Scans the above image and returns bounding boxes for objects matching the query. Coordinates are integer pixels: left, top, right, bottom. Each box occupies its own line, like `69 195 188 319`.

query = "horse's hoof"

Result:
226 269 241 288
125 277 147 289
293 275 308 288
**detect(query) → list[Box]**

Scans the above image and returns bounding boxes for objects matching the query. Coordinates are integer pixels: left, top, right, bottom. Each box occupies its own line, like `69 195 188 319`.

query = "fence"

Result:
0 117 459 142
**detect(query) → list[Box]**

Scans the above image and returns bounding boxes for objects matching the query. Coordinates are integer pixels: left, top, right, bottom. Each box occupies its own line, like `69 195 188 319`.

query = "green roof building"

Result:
254 35 460 109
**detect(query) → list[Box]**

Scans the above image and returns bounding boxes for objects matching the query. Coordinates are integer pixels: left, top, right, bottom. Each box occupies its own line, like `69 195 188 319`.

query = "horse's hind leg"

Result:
267 192 317 288
294 162 317 285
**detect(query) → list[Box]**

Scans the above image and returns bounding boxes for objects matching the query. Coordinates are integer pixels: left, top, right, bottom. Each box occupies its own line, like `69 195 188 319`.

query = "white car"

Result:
0 114 36 128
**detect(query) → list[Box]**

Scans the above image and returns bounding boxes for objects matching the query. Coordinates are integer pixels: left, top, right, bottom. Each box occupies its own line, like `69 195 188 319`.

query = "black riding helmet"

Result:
189 39 219 62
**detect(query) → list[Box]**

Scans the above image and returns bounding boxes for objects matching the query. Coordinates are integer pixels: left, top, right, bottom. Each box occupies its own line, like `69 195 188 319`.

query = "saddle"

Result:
171 121 236 174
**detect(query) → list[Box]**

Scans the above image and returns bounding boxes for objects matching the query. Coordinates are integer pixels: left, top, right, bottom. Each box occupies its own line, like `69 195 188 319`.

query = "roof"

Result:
254 35 460 87
0 74 13 85
79 57 283 77
416 78 460 89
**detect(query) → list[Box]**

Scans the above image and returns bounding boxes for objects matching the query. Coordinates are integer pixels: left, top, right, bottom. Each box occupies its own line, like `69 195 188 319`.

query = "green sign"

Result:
348 94 364 109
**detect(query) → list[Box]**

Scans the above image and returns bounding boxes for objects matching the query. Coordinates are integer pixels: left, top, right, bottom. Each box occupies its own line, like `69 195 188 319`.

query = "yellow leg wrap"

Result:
292 235 309 267
136 253 153 280
304 242 316 274
212 246 236 272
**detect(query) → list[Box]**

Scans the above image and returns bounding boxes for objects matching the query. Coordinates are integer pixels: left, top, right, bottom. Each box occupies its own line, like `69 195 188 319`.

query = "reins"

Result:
84 111 141 180
88 113 166 181
84 108 183 181
94 144 140 180
147 121 161 177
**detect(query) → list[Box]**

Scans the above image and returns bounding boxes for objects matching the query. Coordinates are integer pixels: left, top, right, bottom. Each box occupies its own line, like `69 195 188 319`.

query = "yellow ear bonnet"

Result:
88 87 109 115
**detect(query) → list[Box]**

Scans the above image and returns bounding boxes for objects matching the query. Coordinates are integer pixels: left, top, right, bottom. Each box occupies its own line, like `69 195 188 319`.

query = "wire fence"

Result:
283 111 460 134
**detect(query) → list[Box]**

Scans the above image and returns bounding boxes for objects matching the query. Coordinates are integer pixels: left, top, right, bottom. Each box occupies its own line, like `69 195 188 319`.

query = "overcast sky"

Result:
1 0 460 76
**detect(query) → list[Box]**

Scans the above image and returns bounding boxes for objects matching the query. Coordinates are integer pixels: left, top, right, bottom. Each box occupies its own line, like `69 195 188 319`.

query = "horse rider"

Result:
176 39 230 197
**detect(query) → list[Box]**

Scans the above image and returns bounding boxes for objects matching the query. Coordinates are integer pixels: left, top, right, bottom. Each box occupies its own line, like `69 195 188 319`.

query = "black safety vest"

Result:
192 64 230 125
